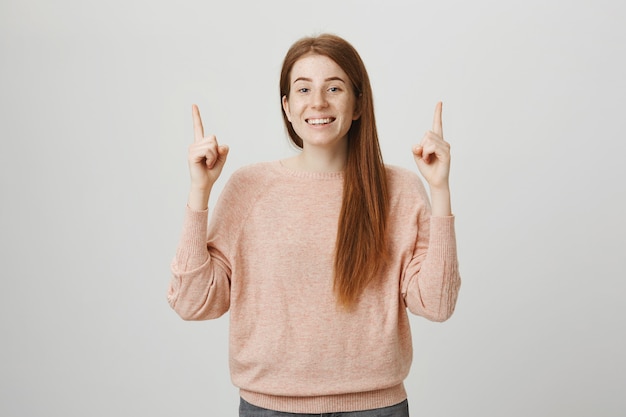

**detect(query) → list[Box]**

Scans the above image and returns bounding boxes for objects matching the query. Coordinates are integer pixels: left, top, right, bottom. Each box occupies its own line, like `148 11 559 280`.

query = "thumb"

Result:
412 144 427 162
214 145 229 168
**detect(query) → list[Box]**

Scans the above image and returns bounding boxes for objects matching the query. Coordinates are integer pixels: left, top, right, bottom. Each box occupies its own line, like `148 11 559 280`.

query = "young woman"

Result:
168 33 461 417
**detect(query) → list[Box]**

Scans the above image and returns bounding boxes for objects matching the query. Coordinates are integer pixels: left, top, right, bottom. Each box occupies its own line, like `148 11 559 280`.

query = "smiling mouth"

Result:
306 118 335 125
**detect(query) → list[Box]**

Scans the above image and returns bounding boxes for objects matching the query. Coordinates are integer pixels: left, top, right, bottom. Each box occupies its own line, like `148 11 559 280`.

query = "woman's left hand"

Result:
412 102 451 190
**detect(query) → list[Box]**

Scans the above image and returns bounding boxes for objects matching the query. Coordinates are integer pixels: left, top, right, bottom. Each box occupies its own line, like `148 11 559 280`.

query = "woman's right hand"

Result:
187 104 229 210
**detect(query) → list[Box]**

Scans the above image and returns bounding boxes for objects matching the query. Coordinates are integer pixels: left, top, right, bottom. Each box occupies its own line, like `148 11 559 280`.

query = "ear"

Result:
282 95 292 122
352 93 363 121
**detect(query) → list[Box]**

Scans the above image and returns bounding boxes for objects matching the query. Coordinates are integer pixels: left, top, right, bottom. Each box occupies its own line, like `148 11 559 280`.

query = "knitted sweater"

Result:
168 160 460 413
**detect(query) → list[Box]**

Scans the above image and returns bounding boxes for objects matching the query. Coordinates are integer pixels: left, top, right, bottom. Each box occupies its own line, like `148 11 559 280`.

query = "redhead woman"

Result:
168 33 461 417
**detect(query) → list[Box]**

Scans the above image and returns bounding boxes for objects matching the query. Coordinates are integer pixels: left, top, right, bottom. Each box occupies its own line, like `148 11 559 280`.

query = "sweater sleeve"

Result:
167 205 231 320
400 192 461 322
167 171 249 321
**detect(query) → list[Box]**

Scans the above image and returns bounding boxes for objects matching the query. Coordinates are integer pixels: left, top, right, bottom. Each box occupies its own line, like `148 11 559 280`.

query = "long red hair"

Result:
279 34 389 308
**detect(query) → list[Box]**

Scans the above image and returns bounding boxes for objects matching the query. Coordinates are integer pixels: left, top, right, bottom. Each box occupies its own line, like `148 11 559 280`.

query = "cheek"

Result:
344 100 358 119
290 102 308 121
284 100 302 122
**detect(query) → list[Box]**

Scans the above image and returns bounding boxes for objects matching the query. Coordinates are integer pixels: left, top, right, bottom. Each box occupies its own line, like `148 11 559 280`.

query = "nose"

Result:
311 89 328 108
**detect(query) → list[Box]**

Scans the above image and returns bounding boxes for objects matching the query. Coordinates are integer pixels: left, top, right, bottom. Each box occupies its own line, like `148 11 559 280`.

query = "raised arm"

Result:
403 102 460 321
167 105 232 321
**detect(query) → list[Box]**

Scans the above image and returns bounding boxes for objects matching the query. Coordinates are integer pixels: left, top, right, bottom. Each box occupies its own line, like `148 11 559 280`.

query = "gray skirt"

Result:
239 398 409 417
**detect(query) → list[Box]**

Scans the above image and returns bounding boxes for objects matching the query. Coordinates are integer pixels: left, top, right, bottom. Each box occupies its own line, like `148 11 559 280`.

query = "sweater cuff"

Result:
174 205 210 270
428 215 457 259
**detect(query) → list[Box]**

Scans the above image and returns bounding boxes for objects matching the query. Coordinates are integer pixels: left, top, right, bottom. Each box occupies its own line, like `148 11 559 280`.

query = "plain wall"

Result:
1 0 624 416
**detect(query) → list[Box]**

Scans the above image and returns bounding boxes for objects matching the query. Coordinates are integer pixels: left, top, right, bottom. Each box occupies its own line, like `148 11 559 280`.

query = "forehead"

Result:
290 54 349 83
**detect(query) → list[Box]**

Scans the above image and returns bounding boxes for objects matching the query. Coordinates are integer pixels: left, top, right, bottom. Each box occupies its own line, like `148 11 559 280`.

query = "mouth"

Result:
306 117 335 126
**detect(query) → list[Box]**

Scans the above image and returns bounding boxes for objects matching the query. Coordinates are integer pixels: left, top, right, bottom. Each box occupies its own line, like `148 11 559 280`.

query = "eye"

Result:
298 87 310 93
328 86 341 93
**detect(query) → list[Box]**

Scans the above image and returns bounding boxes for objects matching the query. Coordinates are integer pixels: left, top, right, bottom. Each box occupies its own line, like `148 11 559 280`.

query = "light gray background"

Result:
1 0 624 416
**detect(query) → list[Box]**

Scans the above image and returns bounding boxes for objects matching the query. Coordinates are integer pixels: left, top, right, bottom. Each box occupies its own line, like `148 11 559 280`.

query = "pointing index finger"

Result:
432 101 443 137
192 104 204 143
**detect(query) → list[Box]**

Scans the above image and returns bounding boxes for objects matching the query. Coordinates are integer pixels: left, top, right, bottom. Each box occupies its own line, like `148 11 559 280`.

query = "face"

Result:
282 54 360 152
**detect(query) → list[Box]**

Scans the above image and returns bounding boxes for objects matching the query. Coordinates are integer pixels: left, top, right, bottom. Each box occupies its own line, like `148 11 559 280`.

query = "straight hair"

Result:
279 34 389 308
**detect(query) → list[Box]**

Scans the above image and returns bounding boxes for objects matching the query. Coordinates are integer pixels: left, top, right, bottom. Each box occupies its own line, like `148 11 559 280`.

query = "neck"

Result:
287 142 348 173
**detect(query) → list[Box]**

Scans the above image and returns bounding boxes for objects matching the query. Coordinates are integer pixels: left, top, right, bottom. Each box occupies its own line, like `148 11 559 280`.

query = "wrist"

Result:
187 187 212 211
429 187 452 217
429 184 450 196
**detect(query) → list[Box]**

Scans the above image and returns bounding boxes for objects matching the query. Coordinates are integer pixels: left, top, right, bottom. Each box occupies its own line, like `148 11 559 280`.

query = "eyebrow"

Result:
292 76 347 84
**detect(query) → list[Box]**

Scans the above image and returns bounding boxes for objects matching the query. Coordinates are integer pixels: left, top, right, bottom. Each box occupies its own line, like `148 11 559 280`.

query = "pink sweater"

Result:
168 161 460 413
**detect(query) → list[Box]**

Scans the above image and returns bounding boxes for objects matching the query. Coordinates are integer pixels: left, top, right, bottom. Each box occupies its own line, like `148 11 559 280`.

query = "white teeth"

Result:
307 118 333 125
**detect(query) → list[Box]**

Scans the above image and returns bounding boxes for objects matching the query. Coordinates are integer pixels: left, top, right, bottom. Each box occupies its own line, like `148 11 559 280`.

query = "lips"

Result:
306 117 335 125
